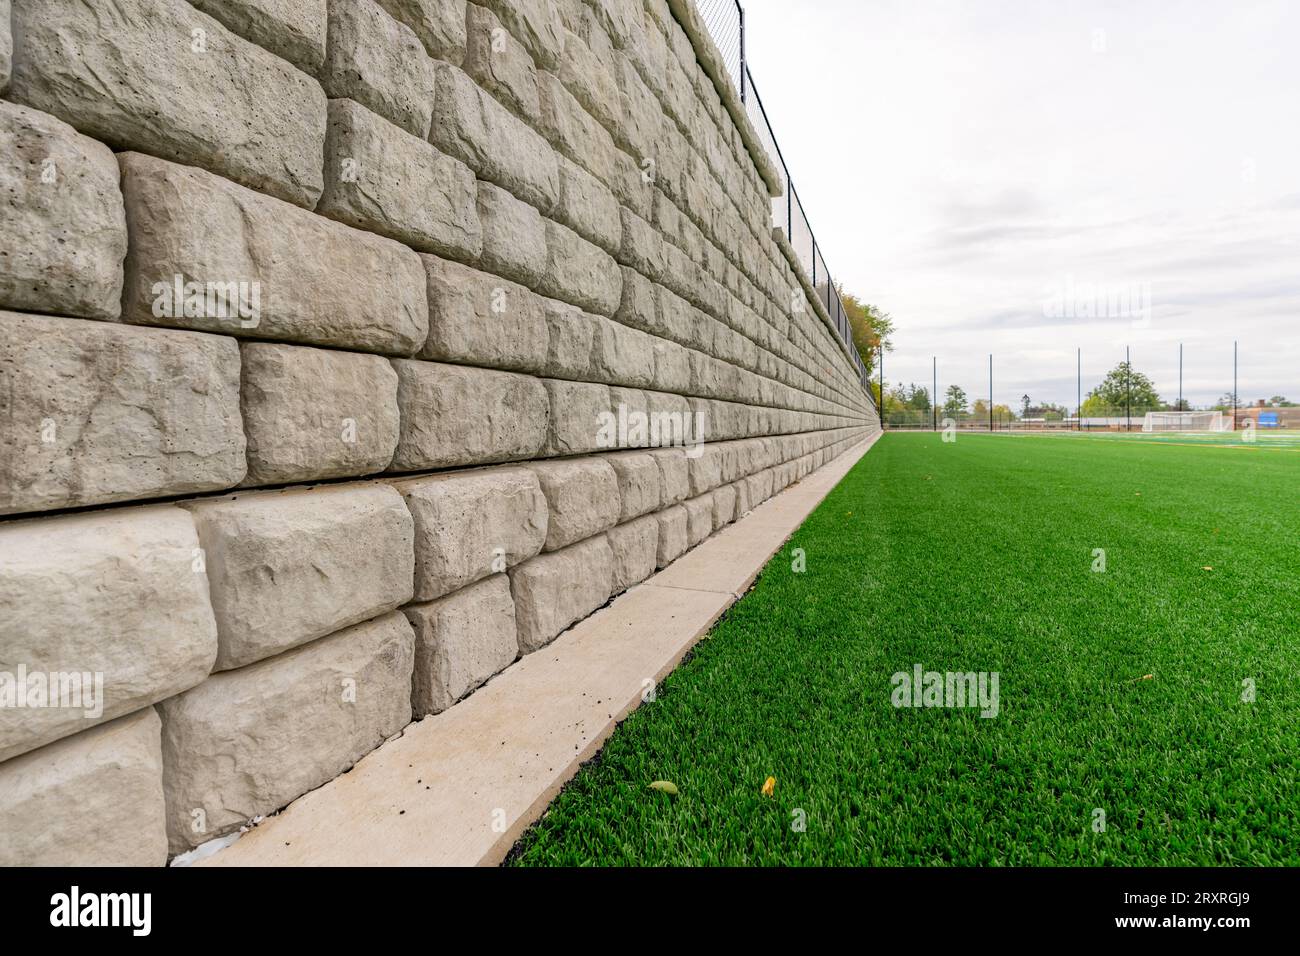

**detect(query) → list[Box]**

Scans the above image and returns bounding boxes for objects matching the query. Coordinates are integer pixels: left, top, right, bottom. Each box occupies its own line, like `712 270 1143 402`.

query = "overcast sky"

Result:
741 0 1299 409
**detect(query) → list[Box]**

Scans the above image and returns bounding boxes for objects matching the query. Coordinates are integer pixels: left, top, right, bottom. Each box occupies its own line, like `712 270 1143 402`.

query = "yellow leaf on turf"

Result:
648 780 678 795
761 776 776 798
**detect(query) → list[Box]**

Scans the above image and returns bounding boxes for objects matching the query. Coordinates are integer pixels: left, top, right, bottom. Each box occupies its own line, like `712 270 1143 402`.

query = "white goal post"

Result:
1141 411 1228 432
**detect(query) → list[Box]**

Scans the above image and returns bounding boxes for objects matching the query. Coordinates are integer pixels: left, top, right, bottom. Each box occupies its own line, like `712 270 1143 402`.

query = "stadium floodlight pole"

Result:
1126 345 1132 432
1077 348 1082 431
933 356 937 432
1179 343 1183 411
989 354 994 432
1233 340 1238 431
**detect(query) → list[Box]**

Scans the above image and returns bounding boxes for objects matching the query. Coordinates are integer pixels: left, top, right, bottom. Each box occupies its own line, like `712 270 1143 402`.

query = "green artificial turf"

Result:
509 432 1300 866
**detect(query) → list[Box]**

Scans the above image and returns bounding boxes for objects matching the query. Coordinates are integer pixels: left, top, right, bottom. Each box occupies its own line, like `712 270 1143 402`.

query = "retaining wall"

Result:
0 0 877 864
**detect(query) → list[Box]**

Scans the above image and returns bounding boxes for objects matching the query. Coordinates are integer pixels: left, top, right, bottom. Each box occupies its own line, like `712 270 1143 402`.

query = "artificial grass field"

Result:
510 432 1300 866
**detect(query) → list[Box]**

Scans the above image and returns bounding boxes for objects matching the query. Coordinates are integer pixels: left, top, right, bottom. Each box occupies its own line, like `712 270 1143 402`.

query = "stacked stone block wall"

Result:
0 0 878 863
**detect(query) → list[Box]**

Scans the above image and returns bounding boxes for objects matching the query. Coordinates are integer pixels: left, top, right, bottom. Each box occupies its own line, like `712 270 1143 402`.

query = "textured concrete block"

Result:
323 0 436 137
375 0 466 62
464 2 540 123
685 493 713 546
654 503 688 568
537 70 617 184
615 264 656 332
607 386 650 450
688 444 724 496
541 299 595 379
539 219 622 316
189 0 327 74
588 0 644 50
603 451 662 521
645 390 699 447
711 482 736 529
475 180 548 287
649 447 689 505
391 360 549 470
0 312 244 515
240 342 400 486
588 315 655 388
609 145 653 220
0 101 126 321
509 536 613 653
654 284 705 349
652 338 692 393
607 514 658 594
527 458 621 551
611 49 661 157
746 468 774 506
119 152 427 355
397 466 548 601
557 27 621 133
431 63 559 213
160 612 414 852
0 505 218 761
8 0 327 207
554 155 621 254
420 255 548 372
620 206 667 280
319 98 481 260
0 0 9 91
0 709 167 867
477 0 563 71
405 574 517 715
186 483 414 671
541 378 609 457
732 478 751 518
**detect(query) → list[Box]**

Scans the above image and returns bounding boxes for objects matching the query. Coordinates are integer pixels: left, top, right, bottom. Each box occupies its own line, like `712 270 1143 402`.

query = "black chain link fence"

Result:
697 0 872 399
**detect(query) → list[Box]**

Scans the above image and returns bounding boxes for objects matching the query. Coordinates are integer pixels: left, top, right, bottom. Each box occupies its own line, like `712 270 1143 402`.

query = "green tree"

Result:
902 384 931 412
1080 394 1111 417
838 287 895 378
943 385 969 416
1086 361 1164 412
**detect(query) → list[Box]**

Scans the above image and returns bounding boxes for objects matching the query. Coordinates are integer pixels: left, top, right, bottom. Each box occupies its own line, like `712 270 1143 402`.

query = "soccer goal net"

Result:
1141 411 1227 432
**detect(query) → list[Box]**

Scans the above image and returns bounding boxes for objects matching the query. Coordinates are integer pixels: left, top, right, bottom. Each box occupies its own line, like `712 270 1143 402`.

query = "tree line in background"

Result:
835 290 1293 421
879 360 1293 424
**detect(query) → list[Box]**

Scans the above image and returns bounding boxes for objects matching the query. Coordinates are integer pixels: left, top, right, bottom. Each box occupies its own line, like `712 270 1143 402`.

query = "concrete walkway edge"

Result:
199 430 882 867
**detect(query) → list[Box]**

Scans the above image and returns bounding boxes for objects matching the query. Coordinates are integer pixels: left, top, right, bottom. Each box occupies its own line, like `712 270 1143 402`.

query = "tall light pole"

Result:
1233 340 1238 431
1126 345 1132 431
932 356 937 432
989 354 994 432
1077 347 1082 431
1178 343 1183 412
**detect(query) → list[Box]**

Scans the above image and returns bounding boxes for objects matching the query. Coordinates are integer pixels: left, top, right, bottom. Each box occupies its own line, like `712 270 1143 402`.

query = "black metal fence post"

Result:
738 3 746 102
